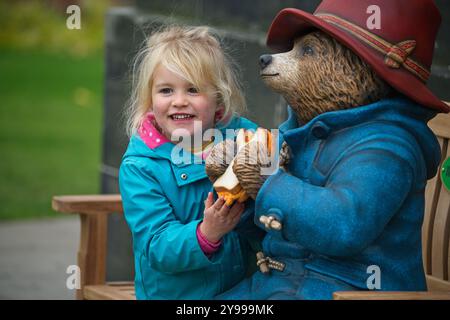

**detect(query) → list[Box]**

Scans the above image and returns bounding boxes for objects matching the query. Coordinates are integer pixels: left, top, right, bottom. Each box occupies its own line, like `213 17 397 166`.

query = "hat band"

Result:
316 13 430 82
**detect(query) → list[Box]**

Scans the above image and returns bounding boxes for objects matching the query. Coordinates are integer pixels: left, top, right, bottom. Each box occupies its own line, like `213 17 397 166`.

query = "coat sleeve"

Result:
119 159 213 274
255 138 417 257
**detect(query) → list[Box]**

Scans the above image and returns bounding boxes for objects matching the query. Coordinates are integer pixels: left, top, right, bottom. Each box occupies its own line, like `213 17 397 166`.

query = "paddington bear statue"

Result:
209 0 449 300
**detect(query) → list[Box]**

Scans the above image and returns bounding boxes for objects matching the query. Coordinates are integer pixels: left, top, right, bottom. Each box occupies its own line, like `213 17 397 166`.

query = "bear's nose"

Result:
259 54 273 70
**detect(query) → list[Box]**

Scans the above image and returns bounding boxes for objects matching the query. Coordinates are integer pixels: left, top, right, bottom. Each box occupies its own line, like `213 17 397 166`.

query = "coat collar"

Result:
127 114 247 167
135 113 210 167
279 95 440 179
138 112 171 149
280 95 436 140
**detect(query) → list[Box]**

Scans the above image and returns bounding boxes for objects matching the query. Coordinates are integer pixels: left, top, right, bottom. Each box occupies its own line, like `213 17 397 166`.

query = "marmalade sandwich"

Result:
213 128 272 206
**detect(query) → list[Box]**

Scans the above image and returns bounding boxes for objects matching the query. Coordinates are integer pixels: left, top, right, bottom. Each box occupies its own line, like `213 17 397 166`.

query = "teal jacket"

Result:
119 116 258 300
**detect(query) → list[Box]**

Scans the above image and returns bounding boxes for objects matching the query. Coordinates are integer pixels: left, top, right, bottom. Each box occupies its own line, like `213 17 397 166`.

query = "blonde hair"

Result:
125 25 247 137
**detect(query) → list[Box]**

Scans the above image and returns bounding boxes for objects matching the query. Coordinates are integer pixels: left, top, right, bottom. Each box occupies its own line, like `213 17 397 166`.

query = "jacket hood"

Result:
281 95 441 180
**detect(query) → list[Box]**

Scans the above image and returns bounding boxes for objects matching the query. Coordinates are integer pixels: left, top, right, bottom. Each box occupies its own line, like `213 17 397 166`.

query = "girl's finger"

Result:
228 202 244 220
217 200 231 217
213 197 225 211
204 192 214 209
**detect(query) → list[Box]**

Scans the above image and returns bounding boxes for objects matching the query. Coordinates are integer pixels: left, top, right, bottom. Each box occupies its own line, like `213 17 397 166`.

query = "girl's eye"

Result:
302 45 314 56
188 87 199 94
159 88 172 94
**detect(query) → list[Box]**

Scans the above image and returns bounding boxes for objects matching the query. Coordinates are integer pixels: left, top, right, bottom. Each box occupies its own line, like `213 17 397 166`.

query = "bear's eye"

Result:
301 45 315 56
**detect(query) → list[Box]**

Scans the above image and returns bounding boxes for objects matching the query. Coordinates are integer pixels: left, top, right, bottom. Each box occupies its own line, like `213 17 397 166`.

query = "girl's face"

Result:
151 64 221 140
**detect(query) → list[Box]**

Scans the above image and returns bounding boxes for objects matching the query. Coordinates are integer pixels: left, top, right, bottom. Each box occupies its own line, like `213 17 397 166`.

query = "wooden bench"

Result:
52 112 450 300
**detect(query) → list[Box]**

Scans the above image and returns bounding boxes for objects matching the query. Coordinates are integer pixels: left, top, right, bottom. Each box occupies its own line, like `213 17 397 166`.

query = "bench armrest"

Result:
52 194 123 299
333 291 450 300
52 194 123 215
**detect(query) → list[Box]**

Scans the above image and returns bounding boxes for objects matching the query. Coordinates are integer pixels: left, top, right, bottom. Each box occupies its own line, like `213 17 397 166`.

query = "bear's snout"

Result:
259 54 273 70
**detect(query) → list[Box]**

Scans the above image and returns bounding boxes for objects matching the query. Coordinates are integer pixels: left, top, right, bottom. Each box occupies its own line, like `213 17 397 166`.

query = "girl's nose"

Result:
172 93 189 107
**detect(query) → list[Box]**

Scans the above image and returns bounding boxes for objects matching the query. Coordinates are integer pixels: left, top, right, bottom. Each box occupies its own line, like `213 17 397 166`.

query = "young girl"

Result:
119 25 259 300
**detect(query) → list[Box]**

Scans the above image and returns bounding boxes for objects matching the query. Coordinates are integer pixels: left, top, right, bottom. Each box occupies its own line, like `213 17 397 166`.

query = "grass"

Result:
0 48 103 220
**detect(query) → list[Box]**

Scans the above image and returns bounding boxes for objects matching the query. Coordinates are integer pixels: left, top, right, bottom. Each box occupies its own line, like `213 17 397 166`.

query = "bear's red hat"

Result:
266 0 449 113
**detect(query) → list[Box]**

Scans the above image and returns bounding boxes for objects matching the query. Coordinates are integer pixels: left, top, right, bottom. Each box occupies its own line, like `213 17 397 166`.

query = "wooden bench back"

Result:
422 111 450 291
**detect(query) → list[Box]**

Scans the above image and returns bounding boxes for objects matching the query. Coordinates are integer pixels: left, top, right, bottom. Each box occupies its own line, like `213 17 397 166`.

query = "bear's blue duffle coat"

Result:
218 96 441 300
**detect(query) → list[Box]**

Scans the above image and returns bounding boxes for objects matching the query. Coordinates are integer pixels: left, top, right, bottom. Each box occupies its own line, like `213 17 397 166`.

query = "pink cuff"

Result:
197 223 222 256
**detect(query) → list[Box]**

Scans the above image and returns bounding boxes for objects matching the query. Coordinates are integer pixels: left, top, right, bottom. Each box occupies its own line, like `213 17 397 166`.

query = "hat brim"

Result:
267 8 449 113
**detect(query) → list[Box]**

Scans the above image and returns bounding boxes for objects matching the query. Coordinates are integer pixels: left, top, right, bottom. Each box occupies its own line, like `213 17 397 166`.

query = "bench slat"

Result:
333 291 450 300
427 275 450 291
84 283 136 300
431 144 450 280
429 112 450 139
422 138 445 274
52 194 123 215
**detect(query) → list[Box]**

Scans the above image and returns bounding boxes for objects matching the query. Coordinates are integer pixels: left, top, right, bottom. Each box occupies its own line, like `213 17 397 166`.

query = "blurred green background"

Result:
0 0 111 220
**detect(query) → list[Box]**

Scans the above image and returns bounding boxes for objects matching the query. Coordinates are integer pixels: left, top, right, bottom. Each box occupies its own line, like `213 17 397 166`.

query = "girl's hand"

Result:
200 192 245 243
